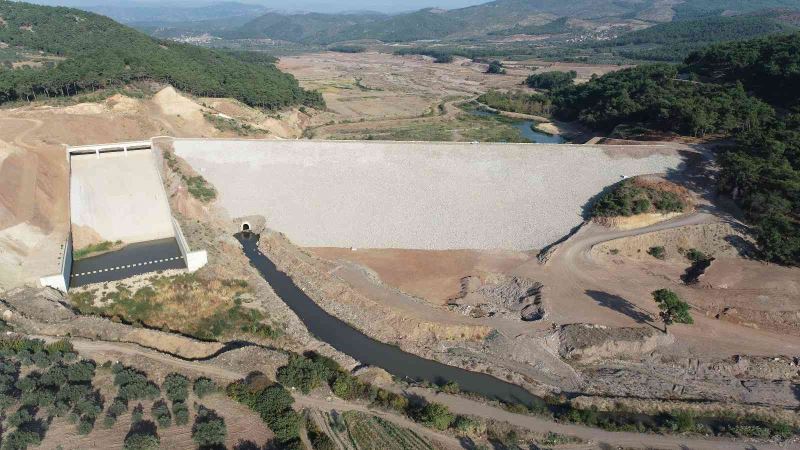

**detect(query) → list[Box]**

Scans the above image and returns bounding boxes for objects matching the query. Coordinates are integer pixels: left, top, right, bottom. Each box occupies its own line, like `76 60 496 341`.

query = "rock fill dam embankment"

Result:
175 139 686 250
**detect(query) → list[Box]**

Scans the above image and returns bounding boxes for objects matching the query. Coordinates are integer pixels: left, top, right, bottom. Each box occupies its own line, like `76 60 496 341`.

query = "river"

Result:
235 232 545 408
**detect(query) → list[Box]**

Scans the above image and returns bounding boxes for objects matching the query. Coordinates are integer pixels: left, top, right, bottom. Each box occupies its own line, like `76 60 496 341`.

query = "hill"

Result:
221 12 384 44
221 0 654 43
0 2 321 109
685 32 800 108
60 1 268 24
673 0 800 20
549 32 800 264
210 0 800 45
328 9 467 43
488 17 573 36
594 15 798 61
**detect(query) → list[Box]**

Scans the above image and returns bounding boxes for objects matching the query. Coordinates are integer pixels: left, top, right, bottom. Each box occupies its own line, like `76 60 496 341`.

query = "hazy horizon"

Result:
25 0 491 14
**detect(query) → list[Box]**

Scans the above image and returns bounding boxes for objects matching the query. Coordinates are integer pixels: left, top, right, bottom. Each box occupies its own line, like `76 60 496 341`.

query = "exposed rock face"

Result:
551 323 673 363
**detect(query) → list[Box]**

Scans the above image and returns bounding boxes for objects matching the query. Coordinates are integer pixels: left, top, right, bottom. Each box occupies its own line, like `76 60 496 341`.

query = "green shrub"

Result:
103 414 117 428
476 90 552 116
440 381 460 394
132 404 144 423
648 246 666 259
227 380 300 444
416 402 454 431
686 248 709 262
77 417 94 435
665 410 695 432
192 406 227 447
731 424 771 439
652 289 694 331
193 377 219 399
328 45 366 53
2 429 42 450
123 432 160 450
8 409 33 427
66 361 96 383
486 60 506 74
108 397 128 417
113 365 160 401
73 241 116 260
74 394 103 419
453 415 486 437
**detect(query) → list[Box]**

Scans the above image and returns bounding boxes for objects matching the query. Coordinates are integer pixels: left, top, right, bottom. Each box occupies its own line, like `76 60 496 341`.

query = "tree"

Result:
123 432 160 450
163 373 189 403
651 289 693 332
416 402 454 431
173 400 190 426
193 378 218 399
192 406 227 447
526 70 576 90
486 60 506 74
151 400 172 428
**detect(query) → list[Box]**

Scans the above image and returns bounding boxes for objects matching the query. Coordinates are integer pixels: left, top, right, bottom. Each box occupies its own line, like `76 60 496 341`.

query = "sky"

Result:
28 0 491 14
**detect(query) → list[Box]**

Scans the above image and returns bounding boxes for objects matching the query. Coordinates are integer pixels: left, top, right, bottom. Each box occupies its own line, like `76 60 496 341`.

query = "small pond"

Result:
469 109 566 144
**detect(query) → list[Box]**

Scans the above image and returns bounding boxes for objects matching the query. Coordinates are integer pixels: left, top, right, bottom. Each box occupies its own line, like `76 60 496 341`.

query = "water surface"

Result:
470 109 565 144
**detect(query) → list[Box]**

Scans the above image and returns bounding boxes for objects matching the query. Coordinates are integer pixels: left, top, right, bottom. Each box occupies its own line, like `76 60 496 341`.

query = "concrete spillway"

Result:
69 149 175 248
40 141 206 292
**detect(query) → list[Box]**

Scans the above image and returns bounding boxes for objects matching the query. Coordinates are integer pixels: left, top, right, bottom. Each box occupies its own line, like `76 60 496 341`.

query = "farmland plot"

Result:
342 411 434 450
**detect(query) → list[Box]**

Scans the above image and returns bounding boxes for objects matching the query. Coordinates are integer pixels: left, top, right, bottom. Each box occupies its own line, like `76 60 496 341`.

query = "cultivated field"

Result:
175 138 687 250
278 52 622 141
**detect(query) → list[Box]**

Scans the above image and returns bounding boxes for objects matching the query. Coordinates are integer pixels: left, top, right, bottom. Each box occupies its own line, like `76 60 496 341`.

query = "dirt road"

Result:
528 212 800 357
406 388 792 450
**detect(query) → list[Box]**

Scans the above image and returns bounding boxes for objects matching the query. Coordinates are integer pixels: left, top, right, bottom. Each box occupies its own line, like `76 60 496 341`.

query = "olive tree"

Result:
652 289 693 332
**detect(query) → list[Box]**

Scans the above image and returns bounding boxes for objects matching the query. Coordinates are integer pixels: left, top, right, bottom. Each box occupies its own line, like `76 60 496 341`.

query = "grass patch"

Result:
69 274 281 341
203 112 269 137
73 240 122 260
163 151 217 203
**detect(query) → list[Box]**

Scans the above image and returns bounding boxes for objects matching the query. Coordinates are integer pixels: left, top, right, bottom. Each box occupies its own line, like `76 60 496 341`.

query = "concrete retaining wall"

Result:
39 233 72 292
171 217 207 272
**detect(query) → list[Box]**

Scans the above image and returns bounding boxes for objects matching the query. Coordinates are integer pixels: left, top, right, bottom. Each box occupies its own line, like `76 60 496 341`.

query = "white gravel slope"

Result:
175 139 686 250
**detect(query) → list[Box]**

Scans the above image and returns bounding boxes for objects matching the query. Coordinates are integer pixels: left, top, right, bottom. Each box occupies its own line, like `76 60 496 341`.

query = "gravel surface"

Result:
175 139 685 250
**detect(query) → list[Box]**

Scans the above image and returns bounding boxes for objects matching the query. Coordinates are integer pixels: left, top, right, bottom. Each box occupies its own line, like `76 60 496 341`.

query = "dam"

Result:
173 138 687 250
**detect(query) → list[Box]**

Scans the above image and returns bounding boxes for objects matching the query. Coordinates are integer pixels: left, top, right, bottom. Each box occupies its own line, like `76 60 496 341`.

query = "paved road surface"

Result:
70 238 185 287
